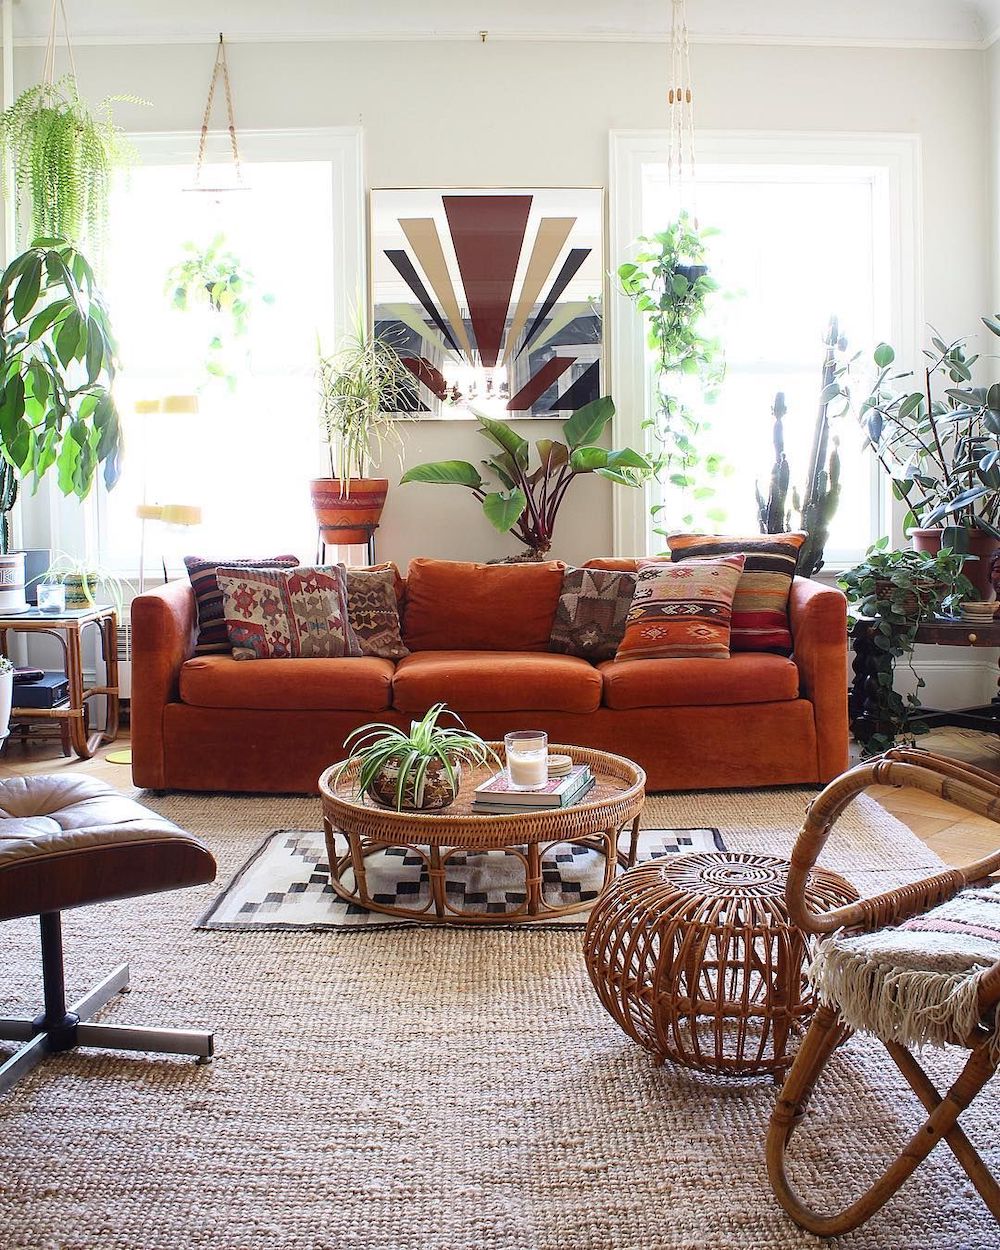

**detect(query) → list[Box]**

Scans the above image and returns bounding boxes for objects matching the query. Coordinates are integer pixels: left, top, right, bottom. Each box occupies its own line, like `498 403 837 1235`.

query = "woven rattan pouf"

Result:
584 852 859 1079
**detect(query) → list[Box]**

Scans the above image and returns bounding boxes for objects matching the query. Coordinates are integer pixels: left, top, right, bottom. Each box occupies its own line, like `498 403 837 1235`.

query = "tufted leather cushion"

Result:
0 776 216 923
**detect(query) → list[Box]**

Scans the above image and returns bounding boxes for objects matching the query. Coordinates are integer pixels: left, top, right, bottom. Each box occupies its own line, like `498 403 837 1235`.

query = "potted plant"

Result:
313 325 414 546
337 703 499 812
400 396 654 558
860 330 1000 598
41 556 131 617
839 540 973 755
0 655 12 743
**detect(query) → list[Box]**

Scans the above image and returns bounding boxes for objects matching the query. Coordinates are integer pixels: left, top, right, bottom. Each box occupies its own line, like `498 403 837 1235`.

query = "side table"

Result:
0 605 119 760
851 616 1000 739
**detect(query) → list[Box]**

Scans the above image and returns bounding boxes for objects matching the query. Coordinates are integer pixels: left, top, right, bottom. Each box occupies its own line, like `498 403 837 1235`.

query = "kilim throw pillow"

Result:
345 567 410 661
549 567 637 662
217 564 360 661
667 532 807 655
184 554 299 655
614 554 746 662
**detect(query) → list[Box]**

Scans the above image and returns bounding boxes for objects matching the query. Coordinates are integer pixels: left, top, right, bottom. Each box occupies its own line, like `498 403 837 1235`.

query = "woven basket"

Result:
874 576 945 617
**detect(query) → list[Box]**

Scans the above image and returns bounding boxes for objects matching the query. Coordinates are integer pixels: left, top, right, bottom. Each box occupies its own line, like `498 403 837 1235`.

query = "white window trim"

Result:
608 129 922 558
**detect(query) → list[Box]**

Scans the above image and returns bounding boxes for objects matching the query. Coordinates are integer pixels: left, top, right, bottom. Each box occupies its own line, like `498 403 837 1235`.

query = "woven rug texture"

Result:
0 785 997 1250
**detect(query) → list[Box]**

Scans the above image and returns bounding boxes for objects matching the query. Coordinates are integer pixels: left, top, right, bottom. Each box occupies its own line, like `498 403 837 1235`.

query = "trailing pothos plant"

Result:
400 396 654 557
839 540 972 755
618 210 728 532
0 238 122 501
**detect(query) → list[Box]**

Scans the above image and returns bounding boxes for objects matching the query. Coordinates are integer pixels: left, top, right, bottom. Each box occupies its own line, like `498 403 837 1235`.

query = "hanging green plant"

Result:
0 75 141 249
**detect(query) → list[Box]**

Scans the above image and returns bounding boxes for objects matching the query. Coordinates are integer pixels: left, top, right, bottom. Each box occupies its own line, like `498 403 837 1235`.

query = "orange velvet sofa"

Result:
130 558 849 794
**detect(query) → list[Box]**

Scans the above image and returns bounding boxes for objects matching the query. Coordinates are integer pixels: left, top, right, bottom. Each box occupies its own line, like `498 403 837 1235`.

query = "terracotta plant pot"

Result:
367 757 458 811
909 527 1000 602
310 478 388 546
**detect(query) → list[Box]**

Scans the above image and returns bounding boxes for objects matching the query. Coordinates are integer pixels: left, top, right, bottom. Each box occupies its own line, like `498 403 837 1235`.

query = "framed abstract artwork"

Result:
370 187 604 418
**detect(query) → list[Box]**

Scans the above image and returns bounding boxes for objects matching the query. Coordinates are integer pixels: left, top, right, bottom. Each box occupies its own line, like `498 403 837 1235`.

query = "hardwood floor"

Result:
1 725 998 869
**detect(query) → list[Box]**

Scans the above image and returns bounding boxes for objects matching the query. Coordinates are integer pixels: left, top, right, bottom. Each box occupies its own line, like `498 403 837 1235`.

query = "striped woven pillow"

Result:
614 554 745 662
667 532 806 655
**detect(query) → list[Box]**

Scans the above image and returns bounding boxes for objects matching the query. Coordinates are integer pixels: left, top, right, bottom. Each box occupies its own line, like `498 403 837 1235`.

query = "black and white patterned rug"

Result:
198 826 727 932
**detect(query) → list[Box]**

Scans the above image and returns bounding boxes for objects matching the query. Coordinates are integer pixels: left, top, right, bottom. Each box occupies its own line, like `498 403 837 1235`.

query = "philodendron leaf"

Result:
473 412 529 468
563 396 614 448
535 439 569 475
569 445 651 476
482 488 527 533
400 460 483 488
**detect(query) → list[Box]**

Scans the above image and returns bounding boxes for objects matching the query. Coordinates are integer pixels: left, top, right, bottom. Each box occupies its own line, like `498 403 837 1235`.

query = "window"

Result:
611 133 918 563
94 129 363 576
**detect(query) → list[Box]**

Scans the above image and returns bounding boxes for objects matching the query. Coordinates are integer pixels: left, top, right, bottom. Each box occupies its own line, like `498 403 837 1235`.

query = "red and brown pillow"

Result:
549 567 637 662
184 554 299 654
614 554 746 662
217 564 360 661
667 532 806 655
345 566 409 661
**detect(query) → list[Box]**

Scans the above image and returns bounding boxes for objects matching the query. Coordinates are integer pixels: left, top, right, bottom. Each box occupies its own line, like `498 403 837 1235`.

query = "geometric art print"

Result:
371 188 603 419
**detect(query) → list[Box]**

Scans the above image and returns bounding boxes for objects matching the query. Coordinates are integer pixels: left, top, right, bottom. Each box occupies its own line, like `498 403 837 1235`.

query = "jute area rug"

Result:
1 786 997 1250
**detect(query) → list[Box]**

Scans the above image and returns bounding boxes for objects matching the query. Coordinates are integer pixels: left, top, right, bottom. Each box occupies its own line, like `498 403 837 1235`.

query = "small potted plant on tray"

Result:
337 703 499 812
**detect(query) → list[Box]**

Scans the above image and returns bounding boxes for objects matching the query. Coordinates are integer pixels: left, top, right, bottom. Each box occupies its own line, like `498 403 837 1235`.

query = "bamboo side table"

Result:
0 605 119 760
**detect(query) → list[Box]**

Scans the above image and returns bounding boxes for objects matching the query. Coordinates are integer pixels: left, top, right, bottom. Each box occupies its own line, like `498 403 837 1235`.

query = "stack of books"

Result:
472 764 594 814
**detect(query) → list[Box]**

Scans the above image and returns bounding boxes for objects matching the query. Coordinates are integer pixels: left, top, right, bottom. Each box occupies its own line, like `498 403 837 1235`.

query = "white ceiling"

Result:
7 0 1000 49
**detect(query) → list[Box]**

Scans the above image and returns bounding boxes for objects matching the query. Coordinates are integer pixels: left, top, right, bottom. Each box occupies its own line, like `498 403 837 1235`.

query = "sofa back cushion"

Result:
402 558 564 651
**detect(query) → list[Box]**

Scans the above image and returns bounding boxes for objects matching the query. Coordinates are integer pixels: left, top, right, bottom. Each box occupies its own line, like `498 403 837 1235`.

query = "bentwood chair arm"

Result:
786 748 1000 939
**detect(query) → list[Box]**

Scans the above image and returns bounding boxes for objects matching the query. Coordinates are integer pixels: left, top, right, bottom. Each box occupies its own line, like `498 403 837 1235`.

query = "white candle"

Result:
505 731 549 791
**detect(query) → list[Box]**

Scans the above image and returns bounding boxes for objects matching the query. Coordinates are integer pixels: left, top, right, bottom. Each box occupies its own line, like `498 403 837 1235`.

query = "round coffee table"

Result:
318 744 646 924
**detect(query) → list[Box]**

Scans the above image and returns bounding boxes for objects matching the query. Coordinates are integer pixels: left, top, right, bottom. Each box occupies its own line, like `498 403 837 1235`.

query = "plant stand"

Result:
315 527 377 567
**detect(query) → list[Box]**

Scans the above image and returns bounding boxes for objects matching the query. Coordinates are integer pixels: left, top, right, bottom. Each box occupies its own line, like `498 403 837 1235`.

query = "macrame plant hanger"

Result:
666 0 698 223
41 0 78 89
187 33 248 193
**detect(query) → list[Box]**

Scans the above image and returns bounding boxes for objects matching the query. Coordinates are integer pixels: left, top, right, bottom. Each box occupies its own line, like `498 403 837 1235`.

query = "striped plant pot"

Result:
0 552 27 613
310 478 388 546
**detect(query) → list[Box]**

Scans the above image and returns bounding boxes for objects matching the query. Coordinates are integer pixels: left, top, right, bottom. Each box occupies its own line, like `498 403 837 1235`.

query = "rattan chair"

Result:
766 747 1000 1236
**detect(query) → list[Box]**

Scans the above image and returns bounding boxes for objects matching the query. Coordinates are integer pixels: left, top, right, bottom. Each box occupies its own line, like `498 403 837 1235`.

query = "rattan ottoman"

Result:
583 852 859 1079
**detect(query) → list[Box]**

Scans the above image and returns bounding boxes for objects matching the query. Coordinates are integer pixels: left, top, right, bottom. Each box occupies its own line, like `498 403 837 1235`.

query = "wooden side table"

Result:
0 605 119 760
851 615 1000 739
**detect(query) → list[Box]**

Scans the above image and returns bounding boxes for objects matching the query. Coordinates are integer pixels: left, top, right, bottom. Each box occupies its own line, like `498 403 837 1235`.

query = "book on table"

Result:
472 765 594 811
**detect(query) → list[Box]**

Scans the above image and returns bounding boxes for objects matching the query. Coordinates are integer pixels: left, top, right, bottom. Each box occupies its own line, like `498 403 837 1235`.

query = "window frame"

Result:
608 129 922 564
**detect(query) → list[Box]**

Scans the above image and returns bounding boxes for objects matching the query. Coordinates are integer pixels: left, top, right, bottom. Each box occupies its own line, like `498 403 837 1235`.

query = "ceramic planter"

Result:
367 757 458 811
909 527 1000 602
0 552 27 613
310 478 388 546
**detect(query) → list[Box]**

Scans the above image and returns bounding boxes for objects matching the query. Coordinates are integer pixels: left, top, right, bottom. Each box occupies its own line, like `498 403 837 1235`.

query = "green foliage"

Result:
860 324 1000 548
0 458 17 555
0 76 141 249
618 210 728 531
336 703 500 811
0 239 122 504
317 322 414 481
839 540 973 755
165 235 274 391
400 396 654 556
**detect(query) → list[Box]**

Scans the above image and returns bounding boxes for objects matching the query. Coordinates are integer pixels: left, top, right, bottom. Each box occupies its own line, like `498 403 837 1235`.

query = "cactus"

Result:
757 317 847 577
0 457 17 555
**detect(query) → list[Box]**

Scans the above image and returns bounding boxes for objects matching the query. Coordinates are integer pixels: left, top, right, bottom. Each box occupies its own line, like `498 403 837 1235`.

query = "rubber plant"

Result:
617 210 728 533
0 76 139 249
839 539 972 755
0 238 123 512
400 396 654 557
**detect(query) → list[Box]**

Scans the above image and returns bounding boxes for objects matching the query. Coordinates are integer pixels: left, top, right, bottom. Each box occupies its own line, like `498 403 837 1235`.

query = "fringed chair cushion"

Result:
809 879 1000 1059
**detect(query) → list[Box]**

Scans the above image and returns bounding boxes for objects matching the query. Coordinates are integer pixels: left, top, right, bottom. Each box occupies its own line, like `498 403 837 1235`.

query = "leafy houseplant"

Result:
400 396 654 558
337 703 499 812
839 540 973 755
41 554 131 618
618 211 728 533
0 76 139 249
312 326 415 545
0 654 12 744
859 328 1000 597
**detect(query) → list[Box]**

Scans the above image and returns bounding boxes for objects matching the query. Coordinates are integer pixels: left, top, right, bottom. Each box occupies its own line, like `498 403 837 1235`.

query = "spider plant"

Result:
338 703 499 811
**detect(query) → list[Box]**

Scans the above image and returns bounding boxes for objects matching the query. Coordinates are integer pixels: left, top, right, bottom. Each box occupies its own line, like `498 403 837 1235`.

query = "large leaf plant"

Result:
0 239 123 510
400 396 653 557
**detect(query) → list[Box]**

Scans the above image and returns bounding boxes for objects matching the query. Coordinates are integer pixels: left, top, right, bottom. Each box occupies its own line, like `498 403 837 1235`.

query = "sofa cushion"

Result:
599 653 800 709
345 566 409 660
615 555 746 662
402 558 564 651
184 553 299 654
391 651 602 714
218 564 359 660
179 654 394 711
549 566 637 662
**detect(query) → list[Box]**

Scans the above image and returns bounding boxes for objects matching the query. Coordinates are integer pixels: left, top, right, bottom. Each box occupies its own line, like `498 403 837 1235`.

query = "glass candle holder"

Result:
504 730 549 791
37 583 66 614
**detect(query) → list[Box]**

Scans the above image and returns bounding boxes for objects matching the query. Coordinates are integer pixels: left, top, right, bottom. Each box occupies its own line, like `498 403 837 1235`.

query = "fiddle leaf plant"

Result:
0 238 123 503
400 396 654 557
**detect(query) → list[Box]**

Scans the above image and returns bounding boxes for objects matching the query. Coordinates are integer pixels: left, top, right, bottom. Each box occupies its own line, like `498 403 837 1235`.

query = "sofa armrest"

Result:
789 577 849 782
130 580 197 789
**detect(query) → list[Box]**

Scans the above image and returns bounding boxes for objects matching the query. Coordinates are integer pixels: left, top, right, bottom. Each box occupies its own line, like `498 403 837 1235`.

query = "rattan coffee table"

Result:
318 744 646 924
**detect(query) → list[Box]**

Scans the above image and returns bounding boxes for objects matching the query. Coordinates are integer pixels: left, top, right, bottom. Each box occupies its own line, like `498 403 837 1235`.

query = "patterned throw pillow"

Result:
549 567 637 662
217 564 360 661
345 567 409 661
667 532 806 655
184 554 299 655
614 554 746 662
